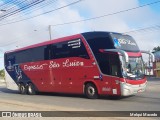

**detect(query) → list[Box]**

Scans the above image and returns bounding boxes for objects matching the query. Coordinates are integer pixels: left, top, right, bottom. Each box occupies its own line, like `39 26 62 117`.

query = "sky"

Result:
0 0 160 69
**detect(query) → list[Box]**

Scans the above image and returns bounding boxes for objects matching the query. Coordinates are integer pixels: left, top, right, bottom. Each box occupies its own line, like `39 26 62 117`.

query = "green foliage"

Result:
153 46 160 52
0 69 5 78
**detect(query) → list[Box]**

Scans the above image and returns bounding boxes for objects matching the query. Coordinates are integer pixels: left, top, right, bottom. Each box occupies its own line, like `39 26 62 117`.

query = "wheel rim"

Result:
18 84 21 91
28 85 32 94
87 86 95 96
21 85 25 93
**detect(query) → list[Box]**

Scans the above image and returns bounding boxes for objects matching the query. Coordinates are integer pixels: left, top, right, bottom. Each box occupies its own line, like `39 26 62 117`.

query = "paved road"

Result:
0 77 159 119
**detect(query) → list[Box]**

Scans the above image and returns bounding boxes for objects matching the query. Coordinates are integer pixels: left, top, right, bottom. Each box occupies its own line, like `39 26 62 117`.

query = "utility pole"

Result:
48 25 52 40
149 54 151 76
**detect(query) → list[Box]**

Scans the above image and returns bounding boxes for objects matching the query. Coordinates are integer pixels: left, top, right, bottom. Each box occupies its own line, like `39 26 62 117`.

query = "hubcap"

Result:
21 85 25 92
88 86 95 96
28 85 32 93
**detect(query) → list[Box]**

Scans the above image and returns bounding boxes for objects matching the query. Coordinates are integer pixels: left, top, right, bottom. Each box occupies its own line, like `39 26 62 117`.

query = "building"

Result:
153 51 160 77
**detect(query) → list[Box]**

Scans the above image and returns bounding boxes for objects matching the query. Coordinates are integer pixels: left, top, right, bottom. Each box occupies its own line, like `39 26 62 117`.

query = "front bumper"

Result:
120 81 147 96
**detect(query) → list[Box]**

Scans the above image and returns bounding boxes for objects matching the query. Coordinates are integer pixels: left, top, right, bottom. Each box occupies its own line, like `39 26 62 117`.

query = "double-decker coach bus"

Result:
4 31 154 99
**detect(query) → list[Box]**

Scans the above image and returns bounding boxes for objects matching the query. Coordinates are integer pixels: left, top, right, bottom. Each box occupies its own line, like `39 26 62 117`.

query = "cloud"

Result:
0 0 160 69
0 0 85 68
0 0 85 49
76 0 160 51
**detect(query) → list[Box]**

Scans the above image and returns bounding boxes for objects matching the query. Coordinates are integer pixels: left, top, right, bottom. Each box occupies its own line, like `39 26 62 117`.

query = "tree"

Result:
153 46 160 52
0 69 5 79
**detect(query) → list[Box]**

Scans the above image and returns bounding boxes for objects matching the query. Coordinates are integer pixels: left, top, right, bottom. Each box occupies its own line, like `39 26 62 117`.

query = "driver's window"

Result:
109 54 121 77
111 65 118 76
97 53 121 77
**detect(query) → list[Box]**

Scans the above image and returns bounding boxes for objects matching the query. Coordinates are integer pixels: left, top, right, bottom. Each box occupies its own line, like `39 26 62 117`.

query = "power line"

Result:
0 0 160 48
16 0 57 16
2 0 58 23
0 0 46 20
0 0 19 9
125 25 160 34
0 0 160 27
0 0 83 26
0 40 18 47
41 0 160 27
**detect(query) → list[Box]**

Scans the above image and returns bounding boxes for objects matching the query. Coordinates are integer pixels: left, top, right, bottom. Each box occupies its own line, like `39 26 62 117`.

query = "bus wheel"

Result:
19 83 27 94
27 83 36 95
85 83 98 99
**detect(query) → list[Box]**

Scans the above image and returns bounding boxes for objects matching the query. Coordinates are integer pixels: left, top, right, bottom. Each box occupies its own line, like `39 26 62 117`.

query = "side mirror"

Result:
141 50 155 62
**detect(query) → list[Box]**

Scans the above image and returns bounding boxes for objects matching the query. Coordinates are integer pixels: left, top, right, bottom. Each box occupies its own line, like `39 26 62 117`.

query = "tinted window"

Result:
110 33 140 52
5 53 16 66
85 36 115 74
97 53 121 77
86 36 114 54
5 39 89 65
84 35 122 76
6 45 48 64
51 39 89 59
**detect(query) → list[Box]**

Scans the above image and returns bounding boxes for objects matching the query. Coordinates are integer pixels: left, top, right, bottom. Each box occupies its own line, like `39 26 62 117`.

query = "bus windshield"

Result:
120 56 145 80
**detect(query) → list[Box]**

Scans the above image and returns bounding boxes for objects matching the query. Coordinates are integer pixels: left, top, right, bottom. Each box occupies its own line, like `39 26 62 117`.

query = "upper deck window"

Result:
85 36 114 54
110 33 140 52
51 38 90 59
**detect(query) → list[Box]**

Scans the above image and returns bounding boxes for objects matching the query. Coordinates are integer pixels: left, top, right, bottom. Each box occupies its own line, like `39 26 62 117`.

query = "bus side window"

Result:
109 54 121 77
111 65 118 76
70 40 90 59
51 39 90 59
52 42 70 59
97 53 110 75
44 45 52 60
51 45 56 59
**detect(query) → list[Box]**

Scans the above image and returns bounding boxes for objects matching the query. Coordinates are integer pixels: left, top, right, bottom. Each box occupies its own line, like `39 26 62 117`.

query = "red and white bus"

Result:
4 31 154 99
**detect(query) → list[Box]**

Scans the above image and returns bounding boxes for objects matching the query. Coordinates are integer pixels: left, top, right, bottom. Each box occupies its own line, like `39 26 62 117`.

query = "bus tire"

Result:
27 83 36 95
19 83 27 94
85 83 98 99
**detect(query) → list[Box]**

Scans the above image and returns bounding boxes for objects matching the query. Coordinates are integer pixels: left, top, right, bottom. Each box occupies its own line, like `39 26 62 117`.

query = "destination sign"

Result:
117 38 137 46
111 33 140 52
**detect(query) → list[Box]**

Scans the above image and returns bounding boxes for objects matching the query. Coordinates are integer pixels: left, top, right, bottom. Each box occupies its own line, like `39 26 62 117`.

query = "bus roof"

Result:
5 33 82 54
5 31 123 54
